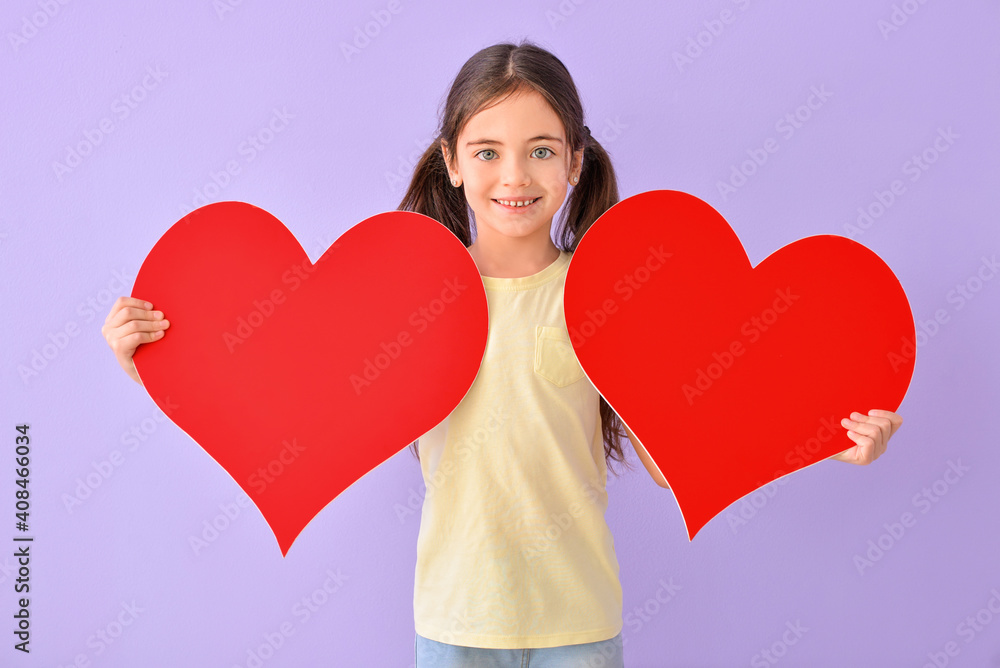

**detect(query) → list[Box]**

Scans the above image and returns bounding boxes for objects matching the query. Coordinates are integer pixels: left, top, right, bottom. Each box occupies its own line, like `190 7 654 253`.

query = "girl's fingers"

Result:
834 410 902 466
849 411 891 447
844 428 876 464
105 296 154 324
109 319 170 355
123 329 166 350
868 411 893 443
108 306 165 330
126 317 169 332
867 409 903 437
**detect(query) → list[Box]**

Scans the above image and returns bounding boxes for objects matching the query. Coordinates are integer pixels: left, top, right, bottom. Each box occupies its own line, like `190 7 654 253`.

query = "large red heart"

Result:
132 202 488 556
564 190 915 539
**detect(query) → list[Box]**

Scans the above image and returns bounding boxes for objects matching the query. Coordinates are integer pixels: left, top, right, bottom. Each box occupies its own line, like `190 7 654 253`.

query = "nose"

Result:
500 154 531 187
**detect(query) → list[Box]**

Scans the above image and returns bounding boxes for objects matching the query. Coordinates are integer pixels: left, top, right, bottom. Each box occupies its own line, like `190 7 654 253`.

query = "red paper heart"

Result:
132 202 488 555
564 190 915 539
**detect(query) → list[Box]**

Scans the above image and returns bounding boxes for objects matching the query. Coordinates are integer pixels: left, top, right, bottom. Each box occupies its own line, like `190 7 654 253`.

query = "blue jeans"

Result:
414 630 624 667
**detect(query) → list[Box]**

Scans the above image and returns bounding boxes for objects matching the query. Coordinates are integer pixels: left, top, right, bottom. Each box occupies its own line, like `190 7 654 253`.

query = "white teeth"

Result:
495 198 538 207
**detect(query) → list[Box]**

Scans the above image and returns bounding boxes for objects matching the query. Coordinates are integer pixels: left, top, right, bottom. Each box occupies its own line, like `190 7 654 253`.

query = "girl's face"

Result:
443 88 583 247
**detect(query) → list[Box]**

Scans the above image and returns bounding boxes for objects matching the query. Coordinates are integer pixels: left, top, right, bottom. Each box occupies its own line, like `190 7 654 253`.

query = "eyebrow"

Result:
465 134 564 148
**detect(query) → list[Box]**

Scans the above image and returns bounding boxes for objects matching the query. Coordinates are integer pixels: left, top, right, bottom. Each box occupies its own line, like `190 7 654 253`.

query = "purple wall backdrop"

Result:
3 1 999 666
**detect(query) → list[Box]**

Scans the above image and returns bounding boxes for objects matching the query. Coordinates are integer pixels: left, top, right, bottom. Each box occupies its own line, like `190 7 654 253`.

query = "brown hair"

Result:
397 39 634 477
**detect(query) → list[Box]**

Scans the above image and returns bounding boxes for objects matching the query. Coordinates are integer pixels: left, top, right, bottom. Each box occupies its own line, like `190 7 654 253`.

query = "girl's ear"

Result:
441 141 456 184
571 146 585 180
441 140 461 186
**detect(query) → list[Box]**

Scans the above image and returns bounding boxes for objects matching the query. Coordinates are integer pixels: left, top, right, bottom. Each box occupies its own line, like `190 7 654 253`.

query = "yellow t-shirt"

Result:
413 249 623 649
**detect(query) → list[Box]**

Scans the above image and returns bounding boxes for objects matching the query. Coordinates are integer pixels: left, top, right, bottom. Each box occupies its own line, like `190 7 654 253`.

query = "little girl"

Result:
103 39 902 668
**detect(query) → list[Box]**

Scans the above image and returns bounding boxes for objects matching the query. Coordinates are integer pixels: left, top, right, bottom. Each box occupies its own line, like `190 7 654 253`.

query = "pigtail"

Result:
398 138 473 248
557 130 620 253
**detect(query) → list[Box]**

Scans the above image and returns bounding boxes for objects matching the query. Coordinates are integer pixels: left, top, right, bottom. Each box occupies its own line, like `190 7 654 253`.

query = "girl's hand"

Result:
101 296 170 386
828 409 902 465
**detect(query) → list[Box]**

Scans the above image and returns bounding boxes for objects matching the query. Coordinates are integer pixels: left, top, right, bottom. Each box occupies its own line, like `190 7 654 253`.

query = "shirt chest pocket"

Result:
533 325 586 387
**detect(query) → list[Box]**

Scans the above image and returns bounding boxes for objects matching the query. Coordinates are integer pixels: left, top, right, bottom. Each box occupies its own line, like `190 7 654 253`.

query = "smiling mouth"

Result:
492 197 541 210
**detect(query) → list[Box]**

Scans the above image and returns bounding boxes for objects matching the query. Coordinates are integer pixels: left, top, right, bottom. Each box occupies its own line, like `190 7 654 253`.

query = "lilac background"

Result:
3 0 999 666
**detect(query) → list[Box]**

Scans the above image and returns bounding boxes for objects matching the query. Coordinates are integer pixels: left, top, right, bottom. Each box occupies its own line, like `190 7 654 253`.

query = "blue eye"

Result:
476 149 498 161
533 147 553 159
